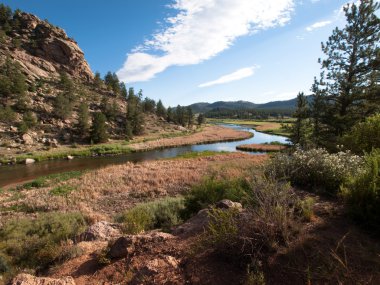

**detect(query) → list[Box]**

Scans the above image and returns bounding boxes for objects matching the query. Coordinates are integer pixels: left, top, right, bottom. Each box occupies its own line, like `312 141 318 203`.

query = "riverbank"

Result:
207 118 292 136
0 152 267 222
0 125 251 165
236 143 287 152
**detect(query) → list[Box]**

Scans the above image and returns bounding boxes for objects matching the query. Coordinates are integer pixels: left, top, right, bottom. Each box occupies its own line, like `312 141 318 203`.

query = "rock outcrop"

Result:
10 274 75 285
76 221 122 242
0 12 93 81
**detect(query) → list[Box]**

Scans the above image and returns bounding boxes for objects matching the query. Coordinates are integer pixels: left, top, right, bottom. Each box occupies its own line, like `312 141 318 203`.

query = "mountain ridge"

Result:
187 96 313 113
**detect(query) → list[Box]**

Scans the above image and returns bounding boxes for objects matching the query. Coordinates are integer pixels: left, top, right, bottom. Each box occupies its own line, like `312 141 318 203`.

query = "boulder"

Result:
22 133 34 145
67 155 74 160
10 273 75 285
76 221 121 242
25 158 35 164
216 199 243 210
108 232 174 259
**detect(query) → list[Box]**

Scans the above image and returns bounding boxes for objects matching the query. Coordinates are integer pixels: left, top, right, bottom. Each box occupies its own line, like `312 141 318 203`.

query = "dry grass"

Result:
129 125 252 151
236 144 287 152
0 153 267 223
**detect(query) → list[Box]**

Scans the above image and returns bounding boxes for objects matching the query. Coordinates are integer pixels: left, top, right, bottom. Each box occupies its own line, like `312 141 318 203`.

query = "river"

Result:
0 124 288 187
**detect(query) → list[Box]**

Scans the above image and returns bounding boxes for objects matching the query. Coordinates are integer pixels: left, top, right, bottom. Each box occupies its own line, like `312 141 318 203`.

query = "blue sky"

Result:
2 0 351 106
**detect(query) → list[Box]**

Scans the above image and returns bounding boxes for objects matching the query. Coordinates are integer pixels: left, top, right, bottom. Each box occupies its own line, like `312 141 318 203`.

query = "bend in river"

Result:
0 124 288 188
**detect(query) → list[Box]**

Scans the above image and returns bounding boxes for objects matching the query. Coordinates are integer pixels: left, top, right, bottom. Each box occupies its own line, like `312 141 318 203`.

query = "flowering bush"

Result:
266 148 364 194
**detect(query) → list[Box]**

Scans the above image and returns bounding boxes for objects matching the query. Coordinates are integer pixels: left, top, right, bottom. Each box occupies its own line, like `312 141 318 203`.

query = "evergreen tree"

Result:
90 112 108 143
142 97 156 113
59 72 74 93
77 102 90 139
54 93 72 120
186 106 193 127
120 82 127 99
127 90 144 135
314 0 380 148
93 72 103 88
125 120 133 140
156 99 166 118
290 92 310 147
167 107 174 122
197 113 205 125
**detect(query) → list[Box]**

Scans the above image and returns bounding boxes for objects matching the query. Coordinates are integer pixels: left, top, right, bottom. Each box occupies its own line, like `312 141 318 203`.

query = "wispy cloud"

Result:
198 66 259 88
306 20 332 32
117 0 294 83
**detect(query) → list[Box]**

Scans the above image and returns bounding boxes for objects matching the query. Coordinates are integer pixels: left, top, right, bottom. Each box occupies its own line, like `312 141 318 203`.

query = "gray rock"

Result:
216 199 243 210
108 232 174 259
25 158 35 164
76 221 121 242
10 273 76 285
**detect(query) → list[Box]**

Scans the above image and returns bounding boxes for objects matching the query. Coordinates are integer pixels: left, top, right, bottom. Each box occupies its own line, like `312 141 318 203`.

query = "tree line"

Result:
290 0 380 152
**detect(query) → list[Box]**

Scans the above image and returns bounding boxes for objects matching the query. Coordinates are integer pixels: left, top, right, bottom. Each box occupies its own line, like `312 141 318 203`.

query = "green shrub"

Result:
266 148 363 194
341 149 380 232
297 197 315 222
20 171 83 190
0 212 86 271
342 113 380 154
50 185 76 196
183 177 251 219
115 197 184 234
0 105 16 123
199 207 240 255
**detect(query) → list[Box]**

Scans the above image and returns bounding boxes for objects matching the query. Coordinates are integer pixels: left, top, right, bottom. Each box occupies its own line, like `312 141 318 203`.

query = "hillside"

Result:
0 8 182 159
188 96 314 114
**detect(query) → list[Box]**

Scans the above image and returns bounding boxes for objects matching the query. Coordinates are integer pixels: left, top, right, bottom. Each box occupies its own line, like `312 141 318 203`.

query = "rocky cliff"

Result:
0 12 93 81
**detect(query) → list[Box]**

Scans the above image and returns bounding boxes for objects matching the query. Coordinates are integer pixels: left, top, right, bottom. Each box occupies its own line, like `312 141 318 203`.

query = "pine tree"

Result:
90 112 108 143
77 102 90 140
54 93 72 120
197 113 205 125
167 107 174 122
314 0 380 148
94 72 103 88
186 106 193 127
156 99 166 118
290 92 310 147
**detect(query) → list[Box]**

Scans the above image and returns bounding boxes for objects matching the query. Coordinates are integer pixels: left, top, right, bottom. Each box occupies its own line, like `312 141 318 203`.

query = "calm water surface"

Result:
0 124 288 187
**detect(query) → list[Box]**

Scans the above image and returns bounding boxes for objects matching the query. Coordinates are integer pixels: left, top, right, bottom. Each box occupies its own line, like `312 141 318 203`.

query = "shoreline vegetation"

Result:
0 125 252 165
236 143 287 152
207 118 293 137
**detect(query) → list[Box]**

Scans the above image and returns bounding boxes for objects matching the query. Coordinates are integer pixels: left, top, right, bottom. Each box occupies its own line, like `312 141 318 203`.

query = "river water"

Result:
0 124 288 187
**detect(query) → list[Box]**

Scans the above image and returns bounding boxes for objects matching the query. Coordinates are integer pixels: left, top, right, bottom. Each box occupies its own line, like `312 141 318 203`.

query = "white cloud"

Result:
117 0 294 83
306 20 332 32
198 66 259 88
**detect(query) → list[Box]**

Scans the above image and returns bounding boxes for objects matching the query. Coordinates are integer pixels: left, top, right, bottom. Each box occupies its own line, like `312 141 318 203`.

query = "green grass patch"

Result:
19 170 83 190
50 185 76 196
174 150 227 159
2 143 133 164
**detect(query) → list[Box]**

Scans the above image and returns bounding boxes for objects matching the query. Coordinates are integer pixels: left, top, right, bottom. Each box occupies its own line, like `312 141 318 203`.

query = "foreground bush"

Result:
115 197 184 234
341 149 380 232
266 148 363 194
342 113 380 154
198 175 300 261
0 212 86 273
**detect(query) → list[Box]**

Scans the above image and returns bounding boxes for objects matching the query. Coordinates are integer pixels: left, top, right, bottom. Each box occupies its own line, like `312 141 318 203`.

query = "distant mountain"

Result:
188 96 313 113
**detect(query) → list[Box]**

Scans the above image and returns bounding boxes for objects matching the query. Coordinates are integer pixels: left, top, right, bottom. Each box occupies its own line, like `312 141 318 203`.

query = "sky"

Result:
1 0 353 106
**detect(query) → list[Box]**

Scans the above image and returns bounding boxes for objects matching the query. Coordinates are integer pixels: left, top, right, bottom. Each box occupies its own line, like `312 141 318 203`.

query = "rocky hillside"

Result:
0 6 179 159
0 12 93 82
